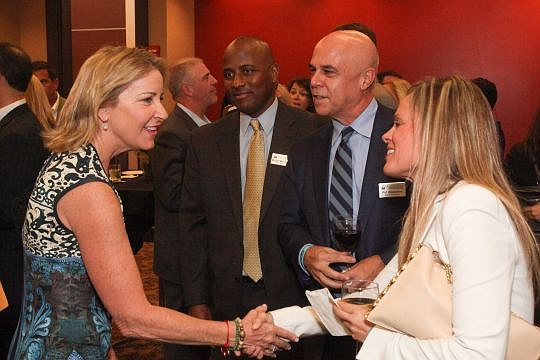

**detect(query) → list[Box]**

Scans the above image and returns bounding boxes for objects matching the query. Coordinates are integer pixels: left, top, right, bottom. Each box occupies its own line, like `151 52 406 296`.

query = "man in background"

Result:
472 77 506 156
278 31 409 359
151 57 217 359
32 60 66 119
179 36 325 358
0 43 49 357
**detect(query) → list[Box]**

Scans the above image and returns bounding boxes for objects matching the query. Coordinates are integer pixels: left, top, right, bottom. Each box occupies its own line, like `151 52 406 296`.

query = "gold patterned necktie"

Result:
243 119 265 282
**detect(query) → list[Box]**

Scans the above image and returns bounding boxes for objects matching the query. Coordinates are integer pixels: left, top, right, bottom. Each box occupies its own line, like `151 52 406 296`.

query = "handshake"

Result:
222 304 298 359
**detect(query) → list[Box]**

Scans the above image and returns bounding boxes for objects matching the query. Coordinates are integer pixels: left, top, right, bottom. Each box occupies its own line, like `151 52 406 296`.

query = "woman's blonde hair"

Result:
44 46 166 153
25 75 55 132
399 75 540 299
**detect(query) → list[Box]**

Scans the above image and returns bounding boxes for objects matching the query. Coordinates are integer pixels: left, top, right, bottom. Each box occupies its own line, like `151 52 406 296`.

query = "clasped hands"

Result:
188 304 297 358
240 304 298 358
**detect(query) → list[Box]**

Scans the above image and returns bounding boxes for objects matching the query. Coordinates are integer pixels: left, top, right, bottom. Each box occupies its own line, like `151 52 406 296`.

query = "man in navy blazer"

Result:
0 43 49 357
278 31 409 360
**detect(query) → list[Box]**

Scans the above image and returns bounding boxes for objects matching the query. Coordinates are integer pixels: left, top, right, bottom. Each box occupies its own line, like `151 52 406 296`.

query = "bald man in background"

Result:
278 31 408 359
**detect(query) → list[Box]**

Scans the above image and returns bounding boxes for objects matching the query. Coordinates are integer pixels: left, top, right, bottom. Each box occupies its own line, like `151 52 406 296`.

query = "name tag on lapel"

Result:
378 182 406 198
270 153 288 166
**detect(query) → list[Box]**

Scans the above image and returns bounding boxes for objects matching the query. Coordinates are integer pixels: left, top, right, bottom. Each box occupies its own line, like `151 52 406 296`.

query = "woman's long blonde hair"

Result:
44 46 166 153
399 76 540 300
25 75 55 132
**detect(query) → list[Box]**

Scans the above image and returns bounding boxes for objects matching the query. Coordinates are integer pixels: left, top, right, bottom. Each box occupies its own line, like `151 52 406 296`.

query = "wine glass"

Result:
332 215 360 253
341 279 379 307
341 280 379 355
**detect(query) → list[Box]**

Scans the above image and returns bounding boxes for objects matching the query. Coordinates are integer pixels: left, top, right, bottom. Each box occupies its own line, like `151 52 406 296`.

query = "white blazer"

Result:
272 182 534 360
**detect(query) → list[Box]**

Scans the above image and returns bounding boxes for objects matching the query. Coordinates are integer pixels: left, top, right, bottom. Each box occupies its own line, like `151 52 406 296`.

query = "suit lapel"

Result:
217 114 243 237
313 124 333 243
260 103 296 221
357 105 393 232
175 106 199 131
0 104 29 130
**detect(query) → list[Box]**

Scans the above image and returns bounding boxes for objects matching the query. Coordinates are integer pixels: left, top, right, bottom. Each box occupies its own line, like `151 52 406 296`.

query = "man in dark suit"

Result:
179 36 325 359
151 57 217 359
0 43 49 357
278 31 409 359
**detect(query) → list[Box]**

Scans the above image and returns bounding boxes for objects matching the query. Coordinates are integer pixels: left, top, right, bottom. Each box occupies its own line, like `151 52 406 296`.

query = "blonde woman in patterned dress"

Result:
8 46 296 359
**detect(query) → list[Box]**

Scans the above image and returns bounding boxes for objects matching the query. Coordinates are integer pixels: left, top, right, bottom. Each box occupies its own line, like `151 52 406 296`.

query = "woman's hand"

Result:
240 304 299 358
523 203 540 221
333 300 374 342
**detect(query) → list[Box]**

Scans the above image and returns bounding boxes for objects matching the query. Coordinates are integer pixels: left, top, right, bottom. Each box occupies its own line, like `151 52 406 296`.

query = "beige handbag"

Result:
365 243 540 360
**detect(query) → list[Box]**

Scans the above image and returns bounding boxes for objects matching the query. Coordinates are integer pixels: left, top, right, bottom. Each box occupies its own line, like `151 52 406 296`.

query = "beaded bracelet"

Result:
229 317 245 352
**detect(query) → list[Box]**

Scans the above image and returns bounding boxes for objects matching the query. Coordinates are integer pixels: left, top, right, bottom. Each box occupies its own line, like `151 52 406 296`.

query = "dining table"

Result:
113 172 154 254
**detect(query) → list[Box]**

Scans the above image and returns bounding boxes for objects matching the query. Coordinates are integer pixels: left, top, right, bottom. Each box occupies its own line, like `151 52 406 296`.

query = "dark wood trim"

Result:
45 0 72 97
135 0 149 48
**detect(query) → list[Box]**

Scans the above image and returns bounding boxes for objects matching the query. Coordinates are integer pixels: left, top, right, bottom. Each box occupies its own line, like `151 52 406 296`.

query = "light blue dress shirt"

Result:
328 98 378 217
299 98 378 274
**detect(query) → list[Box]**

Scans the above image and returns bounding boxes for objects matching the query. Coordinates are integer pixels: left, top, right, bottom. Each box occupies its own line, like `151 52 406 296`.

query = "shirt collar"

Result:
51 92 60 111
177 103 210 127
240 97 278 135
332 98 378 141
0 99 27 123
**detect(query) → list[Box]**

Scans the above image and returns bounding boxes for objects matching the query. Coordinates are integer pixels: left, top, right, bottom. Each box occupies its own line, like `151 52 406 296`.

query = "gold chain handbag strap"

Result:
364 243 453 320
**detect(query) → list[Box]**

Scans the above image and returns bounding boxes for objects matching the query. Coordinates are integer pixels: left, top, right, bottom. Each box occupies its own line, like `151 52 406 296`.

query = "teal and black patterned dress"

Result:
9 144 117 359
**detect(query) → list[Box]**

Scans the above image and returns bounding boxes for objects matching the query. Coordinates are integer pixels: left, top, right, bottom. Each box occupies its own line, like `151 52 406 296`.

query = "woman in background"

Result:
9 46 296 359
287 78 315 112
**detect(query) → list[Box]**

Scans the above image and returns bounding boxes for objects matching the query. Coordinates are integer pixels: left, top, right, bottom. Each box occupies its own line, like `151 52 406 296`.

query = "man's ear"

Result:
181 83 194 97
270 63 279 87
361 67 376 90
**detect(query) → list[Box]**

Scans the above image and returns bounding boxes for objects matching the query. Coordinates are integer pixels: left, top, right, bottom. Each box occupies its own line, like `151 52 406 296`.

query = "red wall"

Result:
195 0 540 152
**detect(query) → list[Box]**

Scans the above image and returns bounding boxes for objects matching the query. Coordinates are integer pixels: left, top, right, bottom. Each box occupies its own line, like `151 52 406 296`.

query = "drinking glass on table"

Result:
108 162 122 182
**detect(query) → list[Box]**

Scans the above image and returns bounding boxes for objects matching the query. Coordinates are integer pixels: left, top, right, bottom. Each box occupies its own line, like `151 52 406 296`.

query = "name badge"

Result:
270 153 288 166
378 182 406 198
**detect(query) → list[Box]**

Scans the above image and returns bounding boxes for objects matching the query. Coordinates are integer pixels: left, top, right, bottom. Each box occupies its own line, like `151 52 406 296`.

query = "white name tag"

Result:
270 153 288 166
378 182 406 198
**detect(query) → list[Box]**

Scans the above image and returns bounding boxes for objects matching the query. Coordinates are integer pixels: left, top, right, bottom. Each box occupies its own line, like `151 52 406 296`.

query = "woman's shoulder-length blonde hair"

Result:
44 46 166 153
399 75 540 299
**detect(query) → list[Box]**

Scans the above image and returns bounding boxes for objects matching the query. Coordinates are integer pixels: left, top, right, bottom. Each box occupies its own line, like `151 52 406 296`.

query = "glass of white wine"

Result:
341 279 378 307
341 280 379 356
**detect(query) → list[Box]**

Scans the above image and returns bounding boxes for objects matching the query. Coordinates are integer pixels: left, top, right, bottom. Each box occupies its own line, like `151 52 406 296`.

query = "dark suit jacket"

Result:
179 102 326 320
151 105 199 284
278 103 409 289
0 103 49 305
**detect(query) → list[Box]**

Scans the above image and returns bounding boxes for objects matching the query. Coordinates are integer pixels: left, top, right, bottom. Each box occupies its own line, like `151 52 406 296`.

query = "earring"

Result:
103 122 108 131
